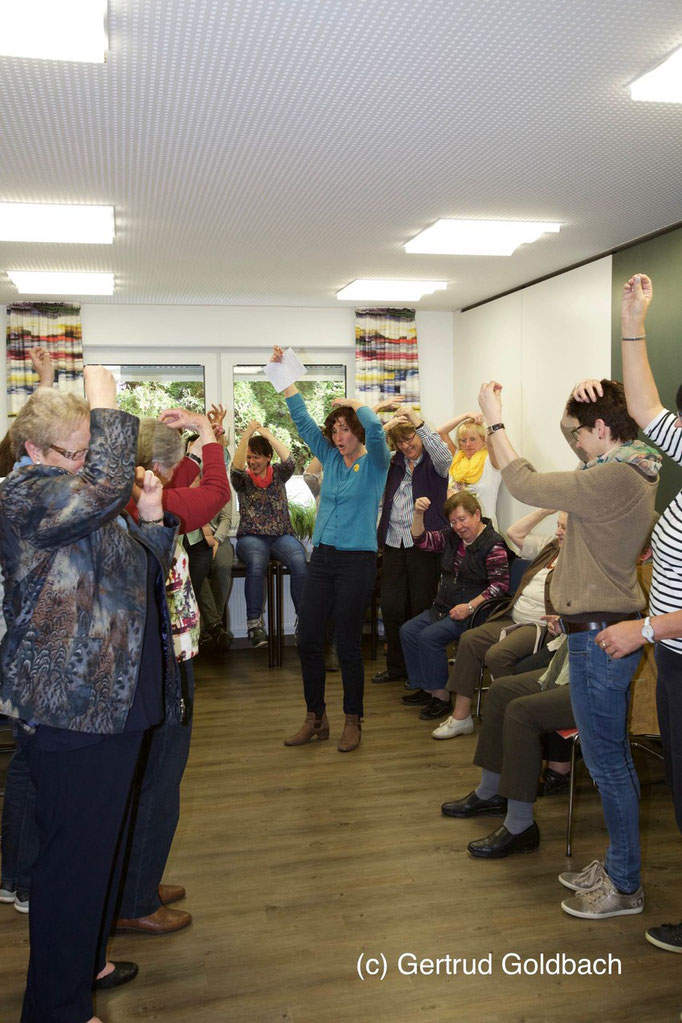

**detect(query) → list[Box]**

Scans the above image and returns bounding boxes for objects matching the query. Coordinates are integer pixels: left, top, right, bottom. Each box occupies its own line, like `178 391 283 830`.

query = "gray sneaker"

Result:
248 624 268 649
558 858 607 892
561 873 644 919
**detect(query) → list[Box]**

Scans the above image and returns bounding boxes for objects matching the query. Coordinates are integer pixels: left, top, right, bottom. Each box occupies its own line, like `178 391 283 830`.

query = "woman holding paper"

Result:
270 345 391 752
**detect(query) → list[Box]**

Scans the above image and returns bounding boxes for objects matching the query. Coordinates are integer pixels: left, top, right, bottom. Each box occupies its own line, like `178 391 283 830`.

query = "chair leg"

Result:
266 564 276 669
566 734 579 858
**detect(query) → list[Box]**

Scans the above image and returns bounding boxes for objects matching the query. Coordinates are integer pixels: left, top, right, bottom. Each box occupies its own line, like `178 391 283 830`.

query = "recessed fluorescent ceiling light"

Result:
0 0 108 63
6 271 114 295
629 46 682 102
337 280 447 301
405 219 562 256
0 203 114 243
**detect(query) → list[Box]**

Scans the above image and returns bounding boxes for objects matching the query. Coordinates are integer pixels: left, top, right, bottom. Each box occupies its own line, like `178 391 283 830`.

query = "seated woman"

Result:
400 492 511 721
231 420 308 647
0 367 179 1023
438 411 502 526
432 508 567 739
439 641 575 859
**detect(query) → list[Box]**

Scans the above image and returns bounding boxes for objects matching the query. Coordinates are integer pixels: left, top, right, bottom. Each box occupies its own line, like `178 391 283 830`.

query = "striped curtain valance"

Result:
354 307 420 410
6 302 84 415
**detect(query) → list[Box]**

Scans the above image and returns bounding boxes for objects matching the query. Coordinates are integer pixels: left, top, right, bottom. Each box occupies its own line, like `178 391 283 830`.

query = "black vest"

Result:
433 520 509 612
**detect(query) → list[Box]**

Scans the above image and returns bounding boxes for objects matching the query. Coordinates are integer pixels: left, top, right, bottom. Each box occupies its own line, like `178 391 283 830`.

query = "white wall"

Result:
452 256 613 530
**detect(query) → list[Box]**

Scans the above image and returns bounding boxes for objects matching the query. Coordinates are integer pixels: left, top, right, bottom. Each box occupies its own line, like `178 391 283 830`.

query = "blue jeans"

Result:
567 631 642 892
0 723 39 894
118 660 194 919
399 609 470 692
236 534 308 620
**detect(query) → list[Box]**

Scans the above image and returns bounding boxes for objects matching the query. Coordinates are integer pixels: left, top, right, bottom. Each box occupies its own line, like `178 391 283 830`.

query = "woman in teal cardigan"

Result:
270 346 390 752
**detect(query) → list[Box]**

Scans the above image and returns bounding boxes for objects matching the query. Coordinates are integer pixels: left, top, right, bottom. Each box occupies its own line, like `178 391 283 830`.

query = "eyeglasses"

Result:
50 444 89 461
397 433 417 445
569 425 588 443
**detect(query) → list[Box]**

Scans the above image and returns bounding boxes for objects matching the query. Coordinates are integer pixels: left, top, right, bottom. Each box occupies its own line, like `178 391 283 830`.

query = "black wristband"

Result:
188 453 201 465
486 423 505 435
139 516 164 525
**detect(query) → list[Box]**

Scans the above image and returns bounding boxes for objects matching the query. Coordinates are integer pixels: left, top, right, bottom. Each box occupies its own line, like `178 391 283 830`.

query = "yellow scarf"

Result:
449 448 488 486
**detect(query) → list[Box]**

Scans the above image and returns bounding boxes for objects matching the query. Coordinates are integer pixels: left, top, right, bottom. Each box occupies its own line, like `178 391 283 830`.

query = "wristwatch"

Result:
486 423 505 435
188 452 202 465
641 616 656 644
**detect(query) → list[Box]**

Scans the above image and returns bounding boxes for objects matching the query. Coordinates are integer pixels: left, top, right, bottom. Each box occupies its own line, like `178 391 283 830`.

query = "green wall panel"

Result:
612 228 682 512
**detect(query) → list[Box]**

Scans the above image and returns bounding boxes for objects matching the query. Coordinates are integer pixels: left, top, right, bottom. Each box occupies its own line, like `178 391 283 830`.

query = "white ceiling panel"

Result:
0 0 681 308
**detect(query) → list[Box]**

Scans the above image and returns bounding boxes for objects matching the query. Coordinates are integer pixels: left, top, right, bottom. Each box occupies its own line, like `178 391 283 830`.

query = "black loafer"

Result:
441 791 508 818
537 767 571 797
372 669 405 684
94 961 139 990
467 823 540 859
401 689 430 705
418 696 453 720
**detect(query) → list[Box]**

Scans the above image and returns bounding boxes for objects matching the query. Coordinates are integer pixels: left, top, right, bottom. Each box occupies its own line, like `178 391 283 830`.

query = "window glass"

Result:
233 363 346 475
105 364 205 418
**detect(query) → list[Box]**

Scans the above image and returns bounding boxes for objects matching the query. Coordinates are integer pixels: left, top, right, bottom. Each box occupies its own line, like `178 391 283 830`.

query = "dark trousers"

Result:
118 660 194 919
297 545 376 717
473 672 575 803
21 730 143 1023
379 544 441 676
185 536 214 599
446 617 543 698
0 725 39 894
655 643 682 832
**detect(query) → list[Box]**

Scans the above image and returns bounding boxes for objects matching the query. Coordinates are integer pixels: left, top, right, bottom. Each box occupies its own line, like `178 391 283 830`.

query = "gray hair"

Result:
137 418 184 474
9 389 90 458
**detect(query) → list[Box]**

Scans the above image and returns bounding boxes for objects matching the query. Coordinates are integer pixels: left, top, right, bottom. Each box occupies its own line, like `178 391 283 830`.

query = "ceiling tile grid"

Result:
1 0 681 306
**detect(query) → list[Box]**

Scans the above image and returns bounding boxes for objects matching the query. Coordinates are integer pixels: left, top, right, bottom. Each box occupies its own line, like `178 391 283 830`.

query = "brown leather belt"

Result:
561 613 640 634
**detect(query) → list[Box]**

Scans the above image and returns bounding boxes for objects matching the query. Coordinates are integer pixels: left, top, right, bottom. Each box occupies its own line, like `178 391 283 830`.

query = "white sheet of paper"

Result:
264 348 307 392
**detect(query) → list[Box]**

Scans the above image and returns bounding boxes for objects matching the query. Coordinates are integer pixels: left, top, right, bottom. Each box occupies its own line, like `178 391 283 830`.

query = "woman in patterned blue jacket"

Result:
0 366 179 1023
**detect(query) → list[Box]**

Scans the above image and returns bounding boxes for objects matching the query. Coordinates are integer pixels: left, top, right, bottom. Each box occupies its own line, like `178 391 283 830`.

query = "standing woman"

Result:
0 367 179 1023
438 411 502 526
231 419 308 647
578 273 682 950
271 346 391 752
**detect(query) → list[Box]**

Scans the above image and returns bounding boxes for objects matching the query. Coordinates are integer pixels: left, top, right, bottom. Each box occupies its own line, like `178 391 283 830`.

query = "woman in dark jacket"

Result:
0 367 179 1023
400 492 511 722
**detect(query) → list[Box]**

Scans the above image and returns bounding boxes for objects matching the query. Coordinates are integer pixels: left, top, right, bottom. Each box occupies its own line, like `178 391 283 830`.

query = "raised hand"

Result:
135 468 165 521
622 273 653 332
28 346 55 388
478 381 503 424
571 379 603 403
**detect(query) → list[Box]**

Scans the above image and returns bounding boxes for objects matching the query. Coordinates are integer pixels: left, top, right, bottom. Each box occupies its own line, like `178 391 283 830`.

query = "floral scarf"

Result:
579 438 662 477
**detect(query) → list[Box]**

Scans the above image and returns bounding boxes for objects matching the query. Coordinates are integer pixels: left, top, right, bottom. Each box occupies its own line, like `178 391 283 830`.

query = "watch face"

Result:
642 620 655 642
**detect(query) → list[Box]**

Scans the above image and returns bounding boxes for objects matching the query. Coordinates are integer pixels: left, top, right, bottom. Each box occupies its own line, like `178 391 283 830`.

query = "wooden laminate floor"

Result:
0 646 680 1023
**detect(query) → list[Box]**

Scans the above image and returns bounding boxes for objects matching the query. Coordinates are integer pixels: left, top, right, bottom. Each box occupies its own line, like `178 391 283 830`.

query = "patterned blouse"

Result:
231 456 295 538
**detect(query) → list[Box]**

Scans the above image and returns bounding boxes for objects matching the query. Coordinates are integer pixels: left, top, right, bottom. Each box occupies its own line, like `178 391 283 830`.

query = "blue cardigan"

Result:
286 392 390 552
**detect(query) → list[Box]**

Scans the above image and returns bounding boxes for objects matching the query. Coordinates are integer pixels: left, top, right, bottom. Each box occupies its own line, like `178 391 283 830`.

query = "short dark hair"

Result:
443 492 481 519
248 435 273 459
565 379 638 443
322 406 365 445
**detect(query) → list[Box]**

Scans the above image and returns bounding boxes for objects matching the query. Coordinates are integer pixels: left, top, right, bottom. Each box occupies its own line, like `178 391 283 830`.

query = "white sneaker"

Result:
431 714 474 740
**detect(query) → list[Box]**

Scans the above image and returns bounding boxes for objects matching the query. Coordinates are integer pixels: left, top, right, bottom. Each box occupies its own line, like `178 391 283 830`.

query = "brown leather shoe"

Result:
283 711 329 746
158 883 185 905
114 906 192 935
337 714 361 752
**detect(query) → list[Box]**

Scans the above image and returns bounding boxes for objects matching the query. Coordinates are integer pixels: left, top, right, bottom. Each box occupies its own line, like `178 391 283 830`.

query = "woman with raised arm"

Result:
573 273 682 953
0 367 180 1023
231 418 308 648
438 410 502 525
271 345 391 752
